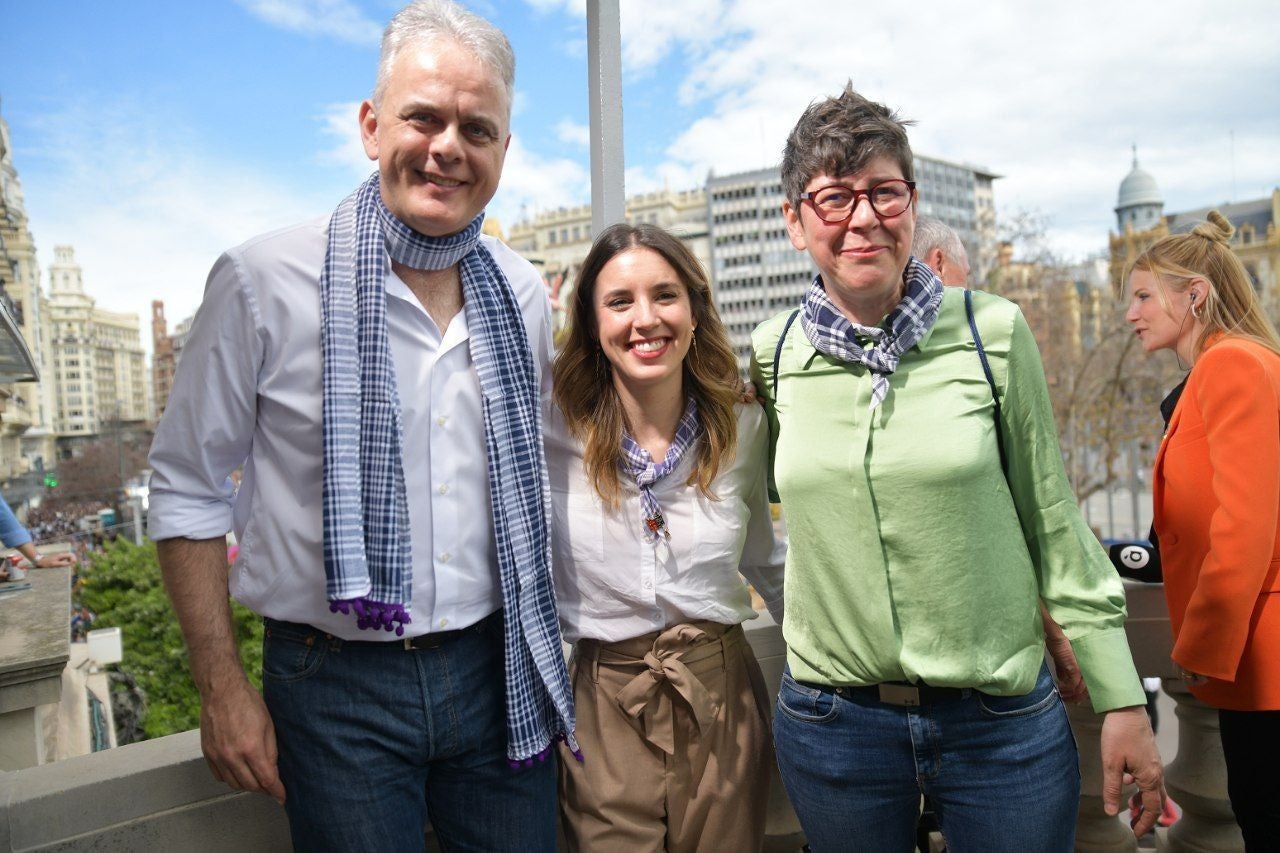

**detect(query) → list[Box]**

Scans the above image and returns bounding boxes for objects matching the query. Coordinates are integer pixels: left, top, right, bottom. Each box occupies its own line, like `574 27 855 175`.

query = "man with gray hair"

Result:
147 1 574 848
912 215 971 287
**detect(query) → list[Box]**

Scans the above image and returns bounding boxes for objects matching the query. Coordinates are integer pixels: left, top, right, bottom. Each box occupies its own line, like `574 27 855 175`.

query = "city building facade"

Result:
508 186 709 272
708 156 999 368
151 302 193 422
0 104 55 485
507 187 709 336
151 301 176 422
46 247 148 440
1113 148 1164 234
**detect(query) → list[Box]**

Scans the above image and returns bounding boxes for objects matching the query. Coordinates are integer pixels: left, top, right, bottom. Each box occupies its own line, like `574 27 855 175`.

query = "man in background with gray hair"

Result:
912 215 971 287
147 1 574 848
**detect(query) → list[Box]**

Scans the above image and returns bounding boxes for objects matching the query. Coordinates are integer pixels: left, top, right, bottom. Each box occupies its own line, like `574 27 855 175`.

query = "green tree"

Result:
77 538 263 740
989 210 1180 510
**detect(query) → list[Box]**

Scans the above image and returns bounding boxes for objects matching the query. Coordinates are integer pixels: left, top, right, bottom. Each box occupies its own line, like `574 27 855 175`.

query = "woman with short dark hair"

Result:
753 84 1164 850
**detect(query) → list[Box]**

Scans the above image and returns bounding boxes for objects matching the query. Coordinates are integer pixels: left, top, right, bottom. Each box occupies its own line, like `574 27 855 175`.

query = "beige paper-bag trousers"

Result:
559 621 773 852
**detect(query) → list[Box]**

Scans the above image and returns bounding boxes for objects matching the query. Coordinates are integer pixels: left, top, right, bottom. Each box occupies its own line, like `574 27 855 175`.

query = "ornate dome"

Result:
1116 146 1163 210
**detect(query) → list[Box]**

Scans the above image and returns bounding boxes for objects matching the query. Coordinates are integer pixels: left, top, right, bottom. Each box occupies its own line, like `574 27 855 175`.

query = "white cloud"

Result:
318 100 376 181
555 119 590 148
616 0 727 72
624 162 706 196
522 0 730 74
489 134 591 229
21 101 339 346
235 0 382 44
523 0 584 15
582 0 1280 260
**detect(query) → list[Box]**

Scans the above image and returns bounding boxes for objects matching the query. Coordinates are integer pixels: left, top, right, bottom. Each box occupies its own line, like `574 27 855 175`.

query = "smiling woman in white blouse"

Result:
548 222 786 852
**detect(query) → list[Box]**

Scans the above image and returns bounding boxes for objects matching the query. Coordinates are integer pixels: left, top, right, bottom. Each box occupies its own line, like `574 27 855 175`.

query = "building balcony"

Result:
0 291 36 385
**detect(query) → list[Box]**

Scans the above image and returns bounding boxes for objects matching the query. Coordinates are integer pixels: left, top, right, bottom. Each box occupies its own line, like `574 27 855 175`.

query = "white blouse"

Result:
546 402 786 644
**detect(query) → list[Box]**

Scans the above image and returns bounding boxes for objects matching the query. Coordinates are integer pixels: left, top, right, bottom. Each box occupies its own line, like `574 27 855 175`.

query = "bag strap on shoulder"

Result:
771 308 801 400
964 289 1007 474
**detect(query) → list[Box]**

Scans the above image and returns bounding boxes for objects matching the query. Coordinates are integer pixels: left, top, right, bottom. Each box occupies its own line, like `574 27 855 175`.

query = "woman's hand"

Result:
1042 609 1088 703
1100 705 1165 837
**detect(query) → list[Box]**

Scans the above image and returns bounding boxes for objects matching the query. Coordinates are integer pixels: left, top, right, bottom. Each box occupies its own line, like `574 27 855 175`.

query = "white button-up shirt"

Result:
546 403 786 644
148 217 553 640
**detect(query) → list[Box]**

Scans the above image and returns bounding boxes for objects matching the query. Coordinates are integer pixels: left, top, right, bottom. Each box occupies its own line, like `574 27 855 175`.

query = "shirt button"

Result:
642 579 653 590
439 552 451 563
437 415 448 426
439 619 449 628
438 483 449 495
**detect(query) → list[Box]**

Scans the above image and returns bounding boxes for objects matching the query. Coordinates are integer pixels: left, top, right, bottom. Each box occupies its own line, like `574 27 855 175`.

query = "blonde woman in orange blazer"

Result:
1126 210 1280 850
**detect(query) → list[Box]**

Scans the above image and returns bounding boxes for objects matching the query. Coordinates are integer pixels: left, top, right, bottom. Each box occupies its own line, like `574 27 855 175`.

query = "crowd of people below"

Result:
24 500 113 545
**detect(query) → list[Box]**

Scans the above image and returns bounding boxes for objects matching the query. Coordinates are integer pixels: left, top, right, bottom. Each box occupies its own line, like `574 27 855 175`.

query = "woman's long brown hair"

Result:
552 223 742 506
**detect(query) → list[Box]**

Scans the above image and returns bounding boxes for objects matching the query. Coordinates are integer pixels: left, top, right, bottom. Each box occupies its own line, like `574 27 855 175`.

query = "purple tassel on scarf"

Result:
329 598 412 636
506 732 583 768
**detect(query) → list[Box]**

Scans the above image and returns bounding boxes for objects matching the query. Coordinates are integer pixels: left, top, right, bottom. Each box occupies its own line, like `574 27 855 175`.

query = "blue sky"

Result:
2 0 1277 336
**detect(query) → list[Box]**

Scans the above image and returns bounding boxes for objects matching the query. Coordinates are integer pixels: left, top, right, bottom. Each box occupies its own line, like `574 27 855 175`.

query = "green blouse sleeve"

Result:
999 308 1145 712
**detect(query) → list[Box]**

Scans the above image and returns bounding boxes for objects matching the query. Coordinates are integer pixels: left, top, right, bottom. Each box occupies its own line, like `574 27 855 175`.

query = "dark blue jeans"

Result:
774 662 1079 853
262 612 556 852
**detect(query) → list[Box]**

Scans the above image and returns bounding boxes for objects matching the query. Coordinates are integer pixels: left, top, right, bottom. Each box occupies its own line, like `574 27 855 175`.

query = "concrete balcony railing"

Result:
0 583 1244 852
0 565 70 771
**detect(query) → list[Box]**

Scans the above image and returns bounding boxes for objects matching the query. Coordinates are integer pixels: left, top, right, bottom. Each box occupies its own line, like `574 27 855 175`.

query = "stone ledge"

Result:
0 566 71 705
2 729 289 852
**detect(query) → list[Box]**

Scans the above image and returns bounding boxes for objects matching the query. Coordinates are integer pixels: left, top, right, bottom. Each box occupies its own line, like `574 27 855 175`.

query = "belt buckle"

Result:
878 683 921 706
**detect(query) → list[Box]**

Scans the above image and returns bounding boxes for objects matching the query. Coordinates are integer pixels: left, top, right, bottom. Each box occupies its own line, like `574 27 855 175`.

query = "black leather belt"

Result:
395 623 481 650
835 681 970 707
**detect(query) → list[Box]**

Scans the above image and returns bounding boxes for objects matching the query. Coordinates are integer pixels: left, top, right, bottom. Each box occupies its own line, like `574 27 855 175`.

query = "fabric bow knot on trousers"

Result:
614 624 724 756
559 620 774 852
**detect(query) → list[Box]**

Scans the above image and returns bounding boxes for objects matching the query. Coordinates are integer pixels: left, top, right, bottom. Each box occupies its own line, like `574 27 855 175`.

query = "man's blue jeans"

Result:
774 662 1080 853
262 611 556 852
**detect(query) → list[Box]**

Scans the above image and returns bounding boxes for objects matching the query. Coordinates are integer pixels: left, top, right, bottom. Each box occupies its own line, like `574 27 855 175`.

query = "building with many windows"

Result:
708 156 1000 368
46 246 147 439
507 187 710 336
508 187 709 272
0 103 54 484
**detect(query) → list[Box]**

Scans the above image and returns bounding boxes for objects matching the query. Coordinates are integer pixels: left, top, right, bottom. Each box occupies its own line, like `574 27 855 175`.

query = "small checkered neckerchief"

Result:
320 172 577 765
799 257 944 410
619 396 701 541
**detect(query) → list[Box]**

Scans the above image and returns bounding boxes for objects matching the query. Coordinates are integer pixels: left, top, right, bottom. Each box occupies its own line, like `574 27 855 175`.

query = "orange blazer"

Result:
1153 336 1280 710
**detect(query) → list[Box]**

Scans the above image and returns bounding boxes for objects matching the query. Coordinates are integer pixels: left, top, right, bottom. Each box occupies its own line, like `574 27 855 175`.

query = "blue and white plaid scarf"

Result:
800 257 943 410
619 397 700 541
320 173 576 764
